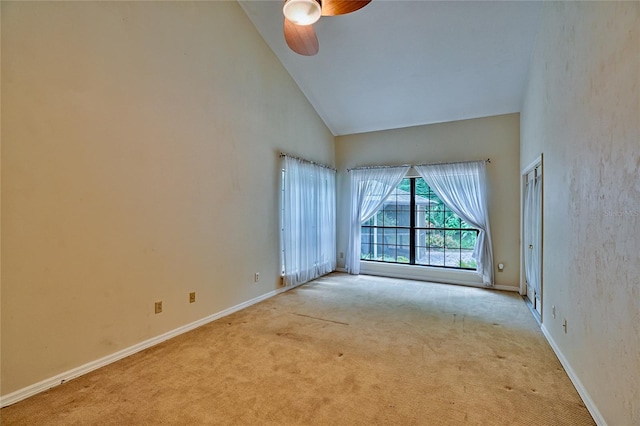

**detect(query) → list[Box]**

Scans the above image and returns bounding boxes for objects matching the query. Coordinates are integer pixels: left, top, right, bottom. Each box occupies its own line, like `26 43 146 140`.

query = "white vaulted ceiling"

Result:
239 0 542 136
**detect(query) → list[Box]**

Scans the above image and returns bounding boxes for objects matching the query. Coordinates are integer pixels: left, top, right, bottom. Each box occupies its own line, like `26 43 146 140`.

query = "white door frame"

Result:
520 154 543 316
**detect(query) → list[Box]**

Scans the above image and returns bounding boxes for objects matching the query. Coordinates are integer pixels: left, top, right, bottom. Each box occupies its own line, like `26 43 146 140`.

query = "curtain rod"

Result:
347 164 411 172
280 153 336 171
348 159 490 172
415 158 491 167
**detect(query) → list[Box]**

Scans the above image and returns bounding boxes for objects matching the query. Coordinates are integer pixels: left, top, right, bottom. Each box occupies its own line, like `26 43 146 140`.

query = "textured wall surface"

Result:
520 2 639 424
1 1 333 395
335 114 521 289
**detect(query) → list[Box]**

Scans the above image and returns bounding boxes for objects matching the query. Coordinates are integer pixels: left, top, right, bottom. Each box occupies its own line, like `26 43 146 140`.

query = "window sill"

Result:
359 261 483 288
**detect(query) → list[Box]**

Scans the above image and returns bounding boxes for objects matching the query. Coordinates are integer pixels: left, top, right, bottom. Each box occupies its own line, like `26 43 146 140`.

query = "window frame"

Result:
360 177 479 271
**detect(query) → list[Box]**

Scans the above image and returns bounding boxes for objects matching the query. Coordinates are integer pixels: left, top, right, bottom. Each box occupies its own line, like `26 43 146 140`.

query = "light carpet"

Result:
1 273 595 425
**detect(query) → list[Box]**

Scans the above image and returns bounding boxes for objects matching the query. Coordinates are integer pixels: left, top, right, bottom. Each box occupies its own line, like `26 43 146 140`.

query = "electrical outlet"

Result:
254 272 260 282
189 292 196 303
340 252 344 259
155 301 163 314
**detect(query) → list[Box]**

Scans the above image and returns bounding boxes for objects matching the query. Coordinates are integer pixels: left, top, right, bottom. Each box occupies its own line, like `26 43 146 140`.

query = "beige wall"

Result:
335 114 521 289
520 2 639 424
1 1 334 395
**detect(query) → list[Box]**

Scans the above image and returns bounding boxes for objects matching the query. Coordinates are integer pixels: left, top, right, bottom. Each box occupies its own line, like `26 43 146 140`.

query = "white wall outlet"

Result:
340 252 344 259
254 272 260 282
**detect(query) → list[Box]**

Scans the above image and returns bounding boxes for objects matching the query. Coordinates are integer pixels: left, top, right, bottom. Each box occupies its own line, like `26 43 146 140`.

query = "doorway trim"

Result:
520 154 543 320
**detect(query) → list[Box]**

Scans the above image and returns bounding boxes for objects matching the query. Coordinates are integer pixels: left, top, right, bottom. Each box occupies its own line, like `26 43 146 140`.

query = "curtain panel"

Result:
280 156 336 286
415 161 495 286
346 166 410 274
524 173 542 295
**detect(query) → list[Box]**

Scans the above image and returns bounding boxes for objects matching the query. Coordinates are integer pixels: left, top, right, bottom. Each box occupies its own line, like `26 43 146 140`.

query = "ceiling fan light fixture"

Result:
283 0 322 26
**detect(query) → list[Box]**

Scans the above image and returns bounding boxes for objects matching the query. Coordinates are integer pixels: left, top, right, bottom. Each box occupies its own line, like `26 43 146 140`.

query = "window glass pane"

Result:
444 213 461 229
383 228 397 245
445 230 460 249
382 207 397 226
428 247 445 267
397 204 410 226
427 229 444 248
384 244 397 262
415 204 426 227
445 249 460 268
427 209 444 229
370 244 383 261
415 178 429 197
397 178 411 194
397 228 410 246
461 230 477 249
397 245 410 263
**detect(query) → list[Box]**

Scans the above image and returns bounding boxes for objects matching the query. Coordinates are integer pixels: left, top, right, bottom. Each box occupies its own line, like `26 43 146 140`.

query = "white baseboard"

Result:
0 284 297 408
540 324 606 426
492 284 519 292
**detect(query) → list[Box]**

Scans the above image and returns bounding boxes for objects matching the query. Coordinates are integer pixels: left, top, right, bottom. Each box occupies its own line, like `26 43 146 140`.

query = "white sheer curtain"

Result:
524 172 542 296
415 161 494 286
346 166 410 274
280 156 336 287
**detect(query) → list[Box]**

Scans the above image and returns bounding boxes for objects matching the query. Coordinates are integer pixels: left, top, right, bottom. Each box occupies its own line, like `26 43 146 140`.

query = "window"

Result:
360 177 478 270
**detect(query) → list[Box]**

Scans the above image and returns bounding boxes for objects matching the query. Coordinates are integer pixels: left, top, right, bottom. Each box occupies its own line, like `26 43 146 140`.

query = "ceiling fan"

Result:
282 0 372 56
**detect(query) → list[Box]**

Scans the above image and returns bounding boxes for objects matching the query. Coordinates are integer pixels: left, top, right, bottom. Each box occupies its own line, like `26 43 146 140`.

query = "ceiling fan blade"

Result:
321 0 371 16
284 18 319 56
